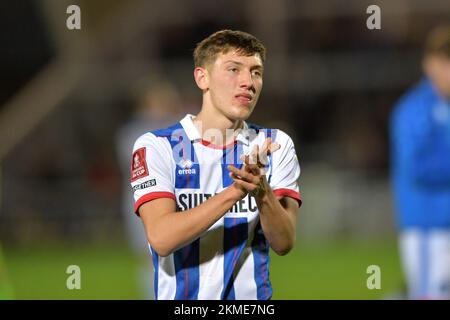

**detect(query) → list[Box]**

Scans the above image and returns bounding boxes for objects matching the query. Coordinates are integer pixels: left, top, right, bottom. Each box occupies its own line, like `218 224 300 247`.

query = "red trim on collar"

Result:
200 139 237 150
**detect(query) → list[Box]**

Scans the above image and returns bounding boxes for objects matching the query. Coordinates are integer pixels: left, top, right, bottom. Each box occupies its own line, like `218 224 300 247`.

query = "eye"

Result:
229 67 238 73
252 70 262 77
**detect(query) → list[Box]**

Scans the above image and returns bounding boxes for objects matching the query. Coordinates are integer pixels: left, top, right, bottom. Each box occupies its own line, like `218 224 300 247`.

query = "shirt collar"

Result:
180 114 250 146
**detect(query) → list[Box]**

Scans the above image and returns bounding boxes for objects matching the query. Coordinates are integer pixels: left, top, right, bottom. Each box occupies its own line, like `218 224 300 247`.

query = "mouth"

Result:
235 93 253 106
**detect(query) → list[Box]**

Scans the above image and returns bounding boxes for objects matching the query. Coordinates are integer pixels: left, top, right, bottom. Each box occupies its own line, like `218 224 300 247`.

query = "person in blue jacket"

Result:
390 25 450 299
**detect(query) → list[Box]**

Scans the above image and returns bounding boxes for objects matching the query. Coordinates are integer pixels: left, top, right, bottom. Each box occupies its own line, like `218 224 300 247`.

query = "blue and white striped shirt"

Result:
131 114 301 300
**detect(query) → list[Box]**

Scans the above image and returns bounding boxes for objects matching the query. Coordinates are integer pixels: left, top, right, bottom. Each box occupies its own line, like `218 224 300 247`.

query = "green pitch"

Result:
2 239 404 300
270 239 404 299
0 245 15 299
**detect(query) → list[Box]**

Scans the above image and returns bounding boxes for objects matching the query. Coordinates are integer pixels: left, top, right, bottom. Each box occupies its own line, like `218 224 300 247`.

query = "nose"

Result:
239 70 254 90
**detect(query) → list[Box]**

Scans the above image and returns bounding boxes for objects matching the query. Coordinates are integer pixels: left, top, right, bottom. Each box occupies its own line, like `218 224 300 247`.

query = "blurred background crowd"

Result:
0 0 448 299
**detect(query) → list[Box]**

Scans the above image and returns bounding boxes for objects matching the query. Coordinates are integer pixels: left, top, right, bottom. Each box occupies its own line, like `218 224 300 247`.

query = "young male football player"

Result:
130 30 302 300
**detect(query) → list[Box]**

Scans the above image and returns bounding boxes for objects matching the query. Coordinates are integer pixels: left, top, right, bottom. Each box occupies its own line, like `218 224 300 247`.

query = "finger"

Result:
229 172 242 181
245 163 260 175
248 144 259 165
230 172 251 182
227 164 244 176
243 154 250 166
261 138 271 154
242 155 254 173
256 138 273 167
268 143 281 154
227 165 257 183
240 154 250 170
242 153 261 175
229 167 259 185
230 175 258 192
258 141 280 166
258 146 269 167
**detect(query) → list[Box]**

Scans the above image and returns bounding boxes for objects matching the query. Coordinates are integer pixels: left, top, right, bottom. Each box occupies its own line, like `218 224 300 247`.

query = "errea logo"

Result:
175 158 200 188
179 159 193 169
178 159 196 175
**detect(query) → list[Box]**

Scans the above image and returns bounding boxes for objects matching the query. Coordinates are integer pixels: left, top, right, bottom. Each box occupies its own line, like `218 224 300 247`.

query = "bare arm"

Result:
255 178 299 255
227 138 300 255
228 168 299 255
139 184 245 257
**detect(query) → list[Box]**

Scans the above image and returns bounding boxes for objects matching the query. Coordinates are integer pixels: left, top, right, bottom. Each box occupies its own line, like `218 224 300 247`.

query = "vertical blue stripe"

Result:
165 128 200 189
264 129 277 184
258 129 275 299
150 246 159 300
174 239 200 300
251 222 272 300
221 217 248 300
222 143 243 188
153 123 201 189
264 128 276 141
175 163 200 188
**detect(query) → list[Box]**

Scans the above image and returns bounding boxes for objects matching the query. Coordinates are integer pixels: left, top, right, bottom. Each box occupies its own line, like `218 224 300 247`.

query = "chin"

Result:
229 111 252 121
228 105 254 121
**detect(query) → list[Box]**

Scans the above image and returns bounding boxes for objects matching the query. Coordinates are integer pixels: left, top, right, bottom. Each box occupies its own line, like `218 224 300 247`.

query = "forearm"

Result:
226 143 298 255
147 187 240 256
257 183 297 256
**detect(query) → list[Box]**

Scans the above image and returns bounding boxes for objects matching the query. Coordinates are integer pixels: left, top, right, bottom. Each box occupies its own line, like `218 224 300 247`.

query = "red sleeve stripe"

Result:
273 188 302 207
134 192 176 216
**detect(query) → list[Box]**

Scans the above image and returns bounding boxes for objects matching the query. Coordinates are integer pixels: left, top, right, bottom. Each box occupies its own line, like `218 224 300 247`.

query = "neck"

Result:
428 77 450 101
193 106 243 146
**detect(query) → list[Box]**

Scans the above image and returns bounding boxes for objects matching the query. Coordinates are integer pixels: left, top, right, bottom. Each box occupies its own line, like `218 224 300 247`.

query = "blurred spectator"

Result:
390 25 450 299
115 78 183 299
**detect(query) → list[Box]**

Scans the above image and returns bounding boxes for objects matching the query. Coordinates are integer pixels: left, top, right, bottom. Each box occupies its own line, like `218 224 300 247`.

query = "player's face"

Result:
424 54 450 98
206 49 264 121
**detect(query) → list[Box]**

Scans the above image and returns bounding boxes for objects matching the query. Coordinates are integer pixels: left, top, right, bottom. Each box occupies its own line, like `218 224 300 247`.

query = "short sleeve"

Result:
130 133 175 215
269 131 302 206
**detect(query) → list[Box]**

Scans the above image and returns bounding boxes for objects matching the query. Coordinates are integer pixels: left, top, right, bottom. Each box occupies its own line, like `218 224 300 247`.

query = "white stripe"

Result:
400 229 450 299
233 215 259 299
157 255 177 300
197 150 226 299
428 230 450 298
198 218 225 299
399 229 422 298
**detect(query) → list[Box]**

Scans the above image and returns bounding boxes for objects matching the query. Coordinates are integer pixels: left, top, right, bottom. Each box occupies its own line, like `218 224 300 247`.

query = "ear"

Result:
194 67 209 91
